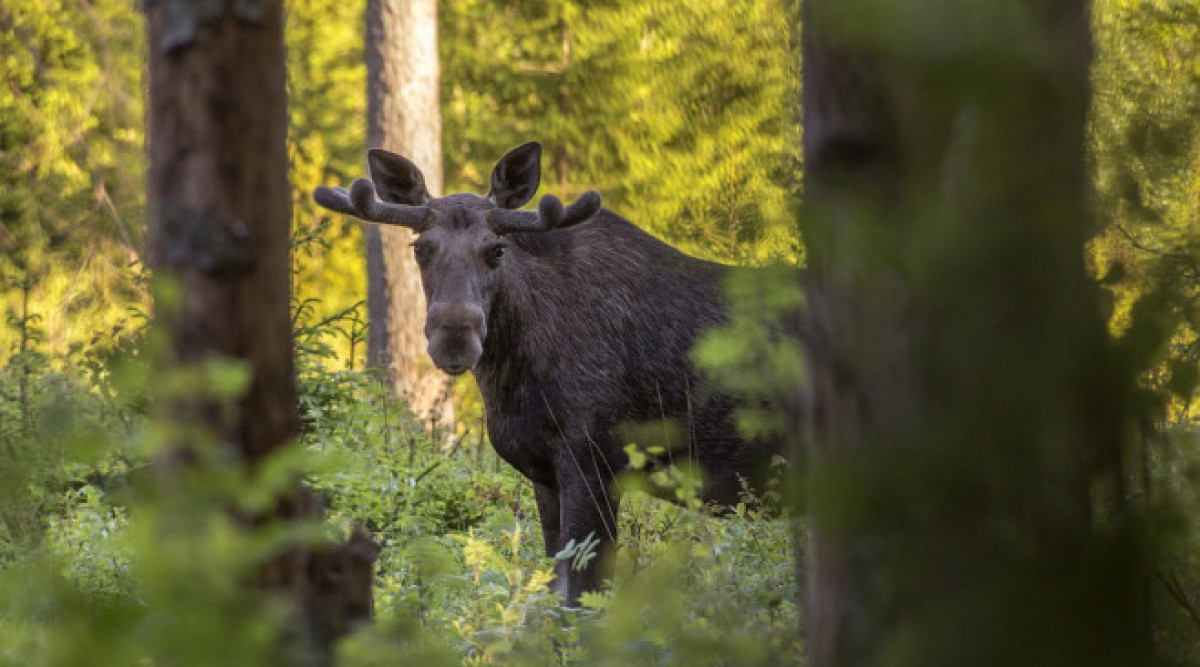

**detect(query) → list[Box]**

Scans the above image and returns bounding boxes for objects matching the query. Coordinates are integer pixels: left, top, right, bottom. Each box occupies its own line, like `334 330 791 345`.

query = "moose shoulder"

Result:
314 142 793 605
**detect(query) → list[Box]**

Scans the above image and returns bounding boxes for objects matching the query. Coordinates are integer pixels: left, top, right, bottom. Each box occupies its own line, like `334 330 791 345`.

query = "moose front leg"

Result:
533 481 562 558
533 481 573 601
553 471 621 606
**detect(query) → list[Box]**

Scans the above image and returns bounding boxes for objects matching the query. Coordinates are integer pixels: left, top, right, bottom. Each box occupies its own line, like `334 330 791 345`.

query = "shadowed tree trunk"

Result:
144 3 376 663
799 2 1151 665
364 0 454 430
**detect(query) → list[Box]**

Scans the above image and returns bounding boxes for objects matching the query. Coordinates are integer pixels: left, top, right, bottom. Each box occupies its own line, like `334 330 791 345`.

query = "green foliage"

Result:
0 328 335 667
325 434 801 665
0 0 370 367
0 318 802 665
1091 0 1200 356
0 0 146 359
440 0 803 263
693 267 805 440
1091 1 1200 659
293 334 801 664
287 0 371 369
0 307 140 568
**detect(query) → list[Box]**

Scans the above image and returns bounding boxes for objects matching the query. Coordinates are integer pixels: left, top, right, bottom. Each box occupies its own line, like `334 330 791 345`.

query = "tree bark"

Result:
145 4 375 663
364 0 453 431
800 2 1150 665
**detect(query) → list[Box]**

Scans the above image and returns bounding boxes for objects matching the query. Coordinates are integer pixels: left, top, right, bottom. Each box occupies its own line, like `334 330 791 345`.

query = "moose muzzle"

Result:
425 302 486 375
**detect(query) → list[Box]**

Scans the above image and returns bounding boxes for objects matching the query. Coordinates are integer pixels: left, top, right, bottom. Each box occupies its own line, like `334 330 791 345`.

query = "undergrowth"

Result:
0 301 804 666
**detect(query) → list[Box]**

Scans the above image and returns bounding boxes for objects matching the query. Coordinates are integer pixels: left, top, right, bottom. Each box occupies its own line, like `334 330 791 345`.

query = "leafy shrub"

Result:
0 307 804 666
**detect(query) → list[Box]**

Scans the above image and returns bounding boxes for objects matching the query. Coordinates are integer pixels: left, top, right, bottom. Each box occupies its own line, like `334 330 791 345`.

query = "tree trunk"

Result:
145 4 375 663
364 0 453 431
800 2 1150 665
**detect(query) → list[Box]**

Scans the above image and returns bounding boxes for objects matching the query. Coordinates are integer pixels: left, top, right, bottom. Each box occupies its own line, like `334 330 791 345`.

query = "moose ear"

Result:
368 149 432 205
488 142 541 209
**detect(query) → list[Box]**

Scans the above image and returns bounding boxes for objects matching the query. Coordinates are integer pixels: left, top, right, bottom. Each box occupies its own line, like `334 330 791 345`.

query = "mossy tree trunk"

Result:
799 2 1151 665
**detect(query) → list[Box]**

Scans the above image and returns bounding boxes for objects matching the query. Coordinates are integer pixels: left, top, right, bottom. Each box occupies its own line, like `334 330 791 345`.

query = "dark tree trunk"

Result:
144 3 375 663
800 2 1150 665
364 0 453 430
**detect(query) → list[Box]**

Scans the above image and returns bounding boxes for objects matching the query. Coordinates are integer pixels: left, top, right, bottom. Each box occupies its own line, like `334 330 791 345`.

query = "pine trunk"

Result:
145 4 375 663
364 0 454 431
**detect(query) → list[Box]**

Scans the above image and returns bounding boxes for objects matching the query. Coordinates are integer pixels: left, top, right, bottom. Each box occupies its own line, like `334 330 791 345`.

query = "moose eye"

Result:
485 244 506 267
412 243 434 265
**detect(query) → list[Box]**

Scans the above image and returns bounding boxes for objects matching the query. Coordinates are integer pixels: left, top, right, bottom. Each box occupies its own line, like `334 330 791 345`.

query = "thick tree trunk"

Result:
145 4 375 663
364 0 453 430
800 2 1149 665
145 5 295 463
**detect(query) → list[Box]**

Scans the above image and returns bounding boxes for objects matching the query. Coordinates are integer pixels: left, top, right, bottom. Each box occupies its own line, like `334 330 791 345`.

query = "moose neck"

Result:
469 226 583 408
467 212 731 410
473 247 548 386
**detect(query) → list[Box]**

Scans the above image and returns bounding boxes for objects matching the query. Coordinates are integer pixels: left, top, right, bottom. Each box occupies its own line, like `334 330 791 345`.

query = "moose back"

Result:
314 142 793 604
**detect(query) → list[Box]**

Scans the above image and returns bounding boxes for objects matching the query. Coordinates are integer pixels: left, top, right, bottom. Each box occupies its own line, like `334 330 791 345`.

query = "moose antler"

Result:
313 178 430 230
488 191 602 235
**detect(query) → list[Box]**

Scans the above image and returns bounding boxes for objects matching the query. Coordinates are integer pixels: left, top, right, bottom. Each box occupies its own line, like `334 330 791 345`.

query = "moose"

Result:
314 142 794 604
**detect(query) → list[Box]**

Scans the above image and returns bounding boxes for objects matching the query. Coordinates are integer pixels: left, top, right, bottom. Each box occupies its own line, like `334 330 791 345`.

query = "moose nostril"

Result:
462 306 485 333
428 303 486 336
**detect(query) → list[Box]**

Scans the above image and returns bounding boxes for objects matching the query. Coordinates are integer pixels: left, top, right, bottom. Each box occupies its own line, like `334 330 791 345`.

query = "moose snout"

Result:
425 303 486 375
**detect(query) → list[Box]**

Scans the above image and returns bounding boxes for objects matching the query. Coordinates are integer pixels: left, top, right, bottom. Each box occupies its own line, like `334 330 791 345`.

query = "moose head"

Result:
314 142 602 375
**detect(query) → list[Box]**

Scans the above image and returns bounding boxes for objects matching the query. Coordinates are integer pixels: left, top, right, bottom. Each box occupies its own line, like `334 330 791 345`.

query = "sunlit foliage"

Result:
1091 1 1200 659
287 0 371 370
0 322 802 665
440 0 802 263
0 0 146 359
1091 0 1200 407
